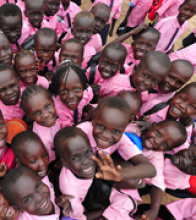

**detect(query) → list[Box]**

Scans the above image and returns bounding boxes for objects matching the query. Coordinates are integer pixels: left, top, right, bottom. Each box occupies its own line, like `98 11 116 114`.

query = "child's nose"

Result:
102 130 111 139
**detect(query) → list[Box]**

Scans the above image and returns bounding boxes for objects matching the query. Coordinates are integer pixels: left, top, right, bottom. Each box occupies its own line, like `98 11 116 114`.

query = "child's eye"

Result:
143 73 148 78
190 104 196 110
97 124 104 129
190 152 195 160
29 159 36 164
45 104 51 109
86 149 93 155
4 29 10 34
60 90 67 95
38 49 44 53
169 75 174 80
163 142 169 149
111 64 118 70
10 83 17 88
49 50 54 53
156 130 161 137
36 181 43 190
74 88 81 92
33 111 41 116
112 130 121 134
24 197 32 204
179 96 185 101
101 60 107 66
43 152 48 158
30 68 36 72
71 157 78 161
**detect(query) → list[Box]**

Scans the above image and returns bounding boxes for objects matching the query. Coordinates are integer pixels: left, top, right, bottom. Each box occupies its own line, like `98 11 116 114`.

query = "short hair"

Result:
50 60 88 96
74 11 94 27
177 82 196 93
181 0 195 6
2 166 37 205
91 3 110 14
54 126 90 159
0 4 22 26
135 27 160 42
0 63 17 77
62 38 84 57
117 91 142 108
11 131 42 159
102 42 127 65
35 27 57 43
15 50 36 68
95 96 131 118
20 85 53 114
25 0 44 10
171 59 194 77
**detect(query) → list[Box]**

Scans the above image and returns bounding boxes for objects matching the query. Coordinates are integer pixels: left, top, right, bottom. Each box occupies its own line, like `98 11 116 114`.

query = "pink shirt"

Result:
0 0 15 6
166 198 196 220
85 65 104 84
169 43 196 74
20 75 49 94
54 87 93 128
56 2 81 33
127 0 153 28
155 16 188 53
59 167 136 220
157 0 185 21
0 146 15 171
77 121 142 160
90 0 122 24
43 15 62 38
16 0 27 21
23 20 50 36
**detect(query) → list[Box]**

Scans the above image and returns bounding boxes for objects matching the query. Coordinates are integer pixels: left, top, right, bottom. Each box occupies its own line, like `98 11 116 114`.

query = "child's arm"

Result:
55 194 74 217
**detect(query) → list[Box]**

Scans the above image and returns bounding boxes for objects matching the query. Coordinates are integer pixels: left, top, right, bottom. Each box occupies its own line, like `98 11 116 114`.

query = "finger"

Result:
105 154 115 168
98 150 109 166
95 172 104 179
92 155 104 168
63 206 71 216
116 165 122 171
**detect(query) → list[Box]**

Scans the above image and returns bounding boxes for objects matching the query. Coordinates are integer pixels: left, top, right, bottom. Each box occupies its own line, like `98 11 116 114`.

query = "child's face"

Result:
72 16 94 45
35 36 56 65
44 0 60 16
15 55 38 86
0 69 20 105
142 122 184 151
25 2 44 28
98 48 124 79
132 32 158 60
59 68 83 111
132 60 167 93
17 139 49 178
0 15 22 44
0 113 7 149
92 106 130 149
25 90 56 127
91 8 110 34
59 42 83 66
61 0 71 11
158 62 192 94
13 172 54 216
171 147 196 175
0 34 13 66
0 192 19 220
168 86 196 119
178 0 196 25
61 135 96 179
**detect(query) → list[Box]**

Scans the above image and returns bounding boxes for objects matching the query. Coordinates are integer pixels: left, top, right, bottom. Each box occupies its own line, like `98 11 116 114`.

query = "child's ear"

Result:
60 158 70 169
15 158 21 166
133 64 138 74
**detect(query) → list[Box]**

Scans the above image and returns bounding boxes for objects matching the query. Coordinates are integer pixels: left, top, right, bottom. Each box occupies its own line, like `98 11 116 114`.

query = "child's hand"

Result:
0 163 7 178
132 23 148 35
143 208 159 220
132 121 151 132
92 150 122 182
139 115 150 122
91 83 100 95
55 194 74 216
108 28 114 37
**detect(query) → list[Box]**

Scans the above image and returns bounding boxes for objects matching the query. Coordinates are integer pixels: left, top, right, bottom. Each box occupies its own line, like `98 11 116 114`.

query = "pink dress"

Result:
43 15 62 38
33 120 61 162
59 166 136 220
85 66 104 84
23 20 50 36
0 146 15 171
54 87 93 128
0 0 15 6
16 0 27 21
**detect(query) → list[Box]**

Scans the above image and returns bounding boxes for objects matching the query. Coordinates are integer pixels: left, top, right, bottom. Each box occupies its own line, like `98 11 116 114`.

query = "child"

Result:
55 126 140 220
0 4 29 53
99 51 170 100
24 0 50 35
34 28 59 81
155 0 196 53
112 25 160 74
0 63 24 122
61 11 101 68
59 38 84 66
20 85 61 162
2 166 60 219
14 50 49 93
0 33 13 66
50 60 93 128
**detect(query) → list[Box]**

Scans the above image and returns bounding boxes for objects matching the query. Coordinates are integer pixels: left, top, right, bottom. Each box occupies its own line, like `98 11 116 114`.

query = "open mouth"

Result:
97 137 111 148
44 117 55 127
144 139 153 149
0 57 11 64
38 169 47 178
172 106 183 116
163 84 173 93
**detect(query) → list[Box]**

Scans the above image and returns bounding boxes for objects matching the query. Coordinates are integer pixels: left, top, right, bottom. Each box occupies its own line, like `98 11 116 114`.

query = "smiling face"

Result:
98 48 124 79
167 86 196 119
59 68 83 111
142 122 185 151
16 139 49 179
158 61 193 94
171 147 196 175
59 42 83 66
61 135 96 179
0 15 22 44
15 55 38 86
0 34 13 66
0 69 20 105
35 35 56 65
25 91 56 127
72 16 94 45
0 112 7 150
12 171 54 216
44 0 60 16
178 0 196 25
132 32 159 60
92 107 130 149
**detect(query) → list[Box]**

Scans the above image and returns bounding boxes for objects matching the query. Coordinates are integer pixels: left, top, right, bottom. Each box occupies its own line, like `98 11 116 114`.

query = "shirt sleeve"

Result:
113 0 122 19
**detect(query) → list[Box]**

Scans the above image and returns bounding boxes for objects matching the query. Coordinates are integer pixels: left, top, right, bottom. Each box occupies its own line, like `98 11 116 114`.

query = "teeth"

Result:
146 139 153 148
83 166 93 172
41 200 47 209
98 138 109 144
6 207 11 217
173 106 181 115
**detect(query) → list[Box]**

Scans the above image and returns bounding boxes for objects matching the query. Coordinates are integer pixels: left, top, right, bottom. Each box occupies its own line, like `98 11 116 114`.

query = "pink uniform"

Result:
85 65 104 84
155 16 188 53
23 20 50 36
126 0 153 28
20 75 49 94
90 0 122 24
54 87 93 128
33 120 61 162
16 0 27 21
0 146 15 171
0 0 15 6
59 167 136 220
156 0 185 21
43 15 62 38
56 2 81 34
169 43 196 74
166 198 196 220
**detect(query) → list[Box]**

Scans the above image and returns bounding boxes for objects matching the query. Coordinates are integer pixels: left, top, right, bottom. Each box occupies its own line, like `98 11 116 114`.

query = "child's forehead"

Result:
136 31 159 42
75 16 94 27
1 14 22 26
93 6 110 16
63 42 82 51
26 1 44 11
36 35 56 45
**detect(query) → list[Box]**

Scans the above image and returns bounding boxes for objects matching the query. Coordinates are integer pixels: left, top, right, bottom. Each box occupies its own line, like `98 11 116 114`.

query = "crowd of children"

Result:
0 0 196 219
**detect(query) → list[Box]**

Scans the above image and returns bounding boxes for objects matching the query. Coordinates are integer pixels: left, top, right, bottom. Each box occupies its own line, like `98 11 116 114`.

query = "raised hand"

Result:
55 194 74 216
